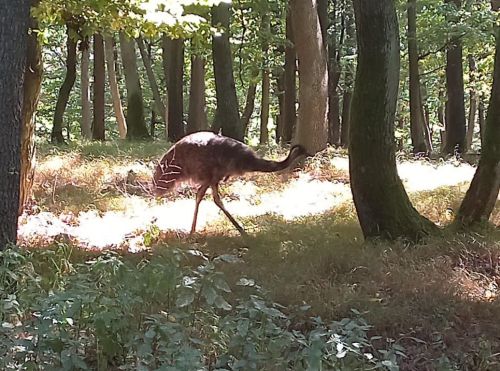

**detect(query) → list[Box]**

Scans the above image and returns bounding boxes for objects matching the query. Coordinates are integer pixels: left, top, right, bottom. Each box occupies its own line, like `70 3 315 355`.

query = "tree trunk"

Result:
443 0 466 155
187 53 208 134
291 0 328 154
80 38 92 139
282 10 297 144
456 27 500 226
104 35 127 139
119 33 150 140
341 89 352 147
479 98 486 147
340 10 355 148
241 79 257 137
349 0 437 241
211 2 243 141
0 0 30 249
92 34 105 141
276 71 285 144
165 37 185 141
51 25 77 144
19 5 42 216
137 37 167 127
260 69 270 144
408 0 431 155
465 54 478 152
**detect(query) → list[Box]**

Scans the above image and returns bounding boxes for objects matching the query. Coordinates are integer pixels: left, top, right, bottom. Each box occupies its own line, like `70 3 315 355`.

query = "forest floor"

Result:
17 141 500 370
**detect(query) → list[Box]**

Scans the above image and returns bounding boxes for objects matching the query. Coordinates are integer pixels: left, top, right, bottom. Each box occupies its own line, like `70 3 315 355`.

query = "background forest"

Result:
0 0 499 370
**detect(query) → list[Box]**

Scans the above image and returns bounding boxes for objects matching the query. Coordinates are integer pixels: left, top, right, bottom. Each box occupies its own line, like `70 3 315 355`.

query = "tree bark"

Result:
92 34 105 141
104 35 127 139
291 0 328 154
80 38 92 139
187 53 208 134
241 79 257 137
349 0 437 241
282 10 297 144
456 27 500 226
0 0 30 249
165 37 185 141
137 36 167 128
408 0 431 155
119 32 150 140
260 69 270 144
276 71 285 144
443 0 467 155
341 89 352 147
465 54 478 152
51 25 77 144
19 5 42 216
211 2 243 141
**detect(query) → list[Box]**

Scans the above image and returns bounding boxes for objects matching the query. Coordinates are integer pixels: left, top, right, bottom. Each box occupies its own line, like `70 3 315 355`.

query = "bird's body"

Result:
152 131 306 234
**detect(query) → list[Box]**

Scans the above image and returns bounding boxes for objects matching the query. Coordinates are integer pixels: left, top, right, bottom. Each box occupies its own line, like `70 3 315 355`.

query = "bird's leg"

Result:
191 184 209 234
211 184 247 235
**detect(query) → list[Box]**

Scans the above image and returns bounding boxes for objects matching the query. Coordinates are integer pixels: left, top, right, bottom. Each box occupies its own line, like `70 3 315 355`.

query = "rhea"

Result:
152 131 306 234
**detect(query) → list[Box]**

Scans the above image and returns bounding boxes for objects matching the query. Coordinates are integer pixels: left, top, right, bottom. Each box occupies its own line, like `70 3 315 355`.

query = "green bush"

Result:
0 246 402 370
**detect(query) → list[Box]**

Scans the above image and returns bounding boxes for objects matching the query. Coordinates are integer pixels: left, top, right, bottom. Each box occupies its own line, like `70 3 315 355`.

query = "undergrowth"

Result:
1 245 402 370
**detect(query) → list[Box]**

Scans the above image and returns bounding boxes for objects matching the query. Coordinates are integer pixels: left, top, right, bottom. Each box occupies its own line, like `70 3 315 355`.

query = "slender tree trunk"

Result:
443 0 467 155
456 27 500 226
51 25 77 144
340 10 355 148
349 0 437 241
276 71 285 144
119 33 150 140
164 37 185 141
408 0 431 155
92 34 105 141
104 35 126 139
19 5 42 216
187 53 208 134
80 38 92 139
241 79 257 137
211 2 243 140
137 37 167 126
465 54 478 152
0 0 30 249
479 98 486 147
282 10 297 144
260 69 270 144
161 35 170 138
291 0 328 154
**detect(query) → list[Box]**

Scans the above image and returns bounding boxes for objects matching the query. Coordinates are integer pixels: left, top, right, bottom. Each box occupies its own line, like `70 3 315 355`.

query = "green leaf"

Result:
214 295 232 310
176 290 195 307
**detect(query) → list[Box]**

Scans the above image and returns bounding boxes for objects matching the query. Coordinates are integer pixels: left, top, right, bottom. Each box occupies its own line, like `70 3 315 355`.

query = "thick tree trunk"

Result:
408 0 431 155
0 0 30 249
349 0 437 241
456 27 500 226
104 35 127 139
51 25 77 144
241 79 257 137
19 7 42 216
165 37 185 141
137 37 167 127
443 0 466 155
465 54 478 152
291 0 328 154
187 53 208 134
282 11 297 144
119 33 150 140
211 2 243 141
92 34 105 141
80 38 92 139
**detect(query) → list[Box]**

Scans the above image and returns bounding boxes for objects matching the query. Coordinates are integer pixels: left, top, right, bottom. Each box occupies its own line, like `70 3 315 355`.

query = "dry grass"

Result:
21 141 500 370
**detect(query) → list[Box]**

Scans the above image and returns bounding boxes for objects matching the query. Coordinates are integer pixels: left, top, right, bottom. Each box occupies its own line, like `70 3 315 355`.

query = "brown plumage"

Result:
152 131 306 234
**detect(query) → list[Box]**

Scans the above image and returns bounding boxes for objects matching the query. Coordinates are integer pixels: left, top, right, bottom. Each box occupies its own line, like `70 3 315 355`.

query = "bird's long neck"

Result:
248 146 303 173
